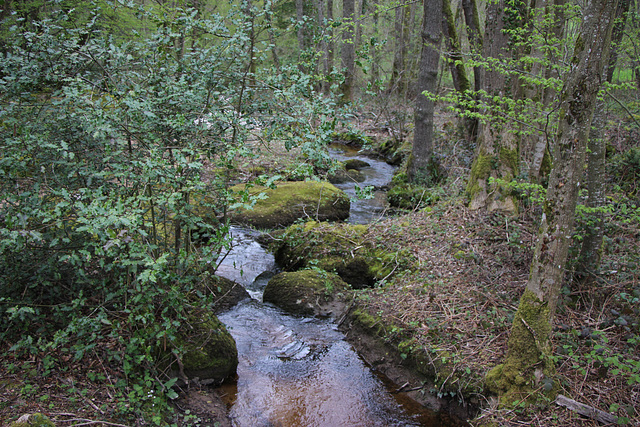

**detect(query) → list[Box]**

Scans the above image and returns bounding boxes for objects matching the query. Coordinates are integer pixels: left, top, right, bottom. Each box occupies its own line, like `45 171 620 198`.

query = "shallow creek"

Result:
214 146 460 426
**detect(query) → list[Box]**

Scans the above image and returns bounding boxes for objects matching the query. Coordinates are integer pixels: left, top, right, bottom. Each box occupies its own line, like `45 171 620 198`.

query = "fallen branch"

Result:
555 394 616 425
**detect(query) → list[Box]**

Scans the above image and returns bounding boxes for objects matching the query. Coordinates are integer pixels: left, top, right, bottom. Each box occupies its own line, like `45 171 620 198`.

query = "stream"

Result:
214 145 461 426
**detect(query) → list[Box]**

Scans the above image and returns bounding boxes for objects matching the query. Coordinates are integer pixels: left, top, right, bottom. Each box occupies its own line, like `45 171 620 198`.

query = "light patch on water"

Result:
219 301 423 427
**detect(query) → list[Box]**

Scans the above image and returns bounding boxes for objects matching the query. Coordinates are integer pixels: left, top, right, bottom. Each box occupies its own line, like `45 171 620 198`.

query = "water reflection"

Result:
219 301 424 427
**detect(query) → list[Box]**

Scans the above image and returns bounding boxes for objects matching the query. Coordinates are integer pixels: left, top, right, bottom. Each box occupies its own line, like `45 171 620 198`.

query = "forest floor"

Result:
1 113 639 426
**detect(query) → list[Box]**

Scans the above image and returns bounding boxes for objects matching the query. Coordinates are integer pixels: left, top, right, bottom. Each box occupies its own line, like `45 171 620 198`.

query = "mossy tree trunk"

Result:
409 0 442 184
442 0 477 142
466 0 518 212
487 0 618 405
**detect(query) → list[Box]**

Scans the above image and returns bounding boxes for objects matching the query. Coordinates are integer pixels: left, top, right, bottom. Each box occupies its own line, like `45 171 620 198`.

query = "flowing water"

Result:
215 146 463 426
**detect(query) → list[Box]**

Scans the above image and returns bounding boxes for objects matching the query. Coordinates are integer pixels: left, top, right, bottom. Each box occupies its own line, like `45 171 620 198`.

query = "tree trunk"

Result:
486 0 618 405
296 0 308 72
340 0 356 102
409 0 442 184
517 0 567 184
466 0 518 212
389 1 410 96
460 0 483 92
325 0 335 94
442 0 477 141
576 0 629 284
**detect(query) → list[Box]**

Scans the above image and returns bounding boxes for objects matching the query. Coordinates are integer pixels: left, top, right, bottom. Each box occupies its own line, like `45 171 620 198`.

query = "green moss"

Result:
263 269 350 316
160 309 238 383
466 153 495 199
486 289 557 407
499 146 518 174
230 181 350 228
9 413 55 427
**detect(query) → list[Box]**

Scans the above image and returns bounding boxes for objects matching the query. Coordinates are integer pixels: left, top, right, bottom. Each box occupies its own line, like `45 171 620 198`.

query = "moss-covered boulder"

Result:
229 181 350 229
204 274 251 313
263 269 351 317
9 414 55 427
270 221 412 288
327 167 365 184
160 309 238 385
344 159 371 170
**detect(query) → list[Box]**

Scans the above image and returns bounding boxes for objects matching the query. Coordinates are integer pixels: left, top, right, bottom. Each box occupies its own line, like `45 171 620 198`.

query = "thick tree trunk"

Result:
466 0 518 212
409 0 441 184
340 0 356 102
486 0 618 405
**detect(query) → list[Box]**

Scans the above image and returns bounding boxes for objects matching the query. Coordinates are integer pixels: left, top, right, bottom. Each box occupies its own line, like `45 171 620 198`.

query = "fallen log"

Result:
555 394 616 425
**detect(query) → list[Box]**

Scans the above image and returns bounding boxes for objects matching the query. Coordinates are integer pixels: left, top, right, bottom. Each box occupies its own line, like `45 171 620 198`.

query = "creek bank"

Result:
263 219 477 422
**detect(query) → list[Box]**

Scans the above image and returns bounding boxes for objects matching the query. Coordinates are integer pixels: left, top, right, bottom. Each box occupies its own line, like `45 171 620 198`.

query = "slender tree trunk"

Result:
442 0 477 141
461 0 483 92
606 0 631 83
369 0 380 88
326 0 335 93
517 0 567 184
297 0 308 72
389 1 409 96
576 0 630 284
486 0 618 404
340 0 356 102
266 8 281 73
409 0 442 184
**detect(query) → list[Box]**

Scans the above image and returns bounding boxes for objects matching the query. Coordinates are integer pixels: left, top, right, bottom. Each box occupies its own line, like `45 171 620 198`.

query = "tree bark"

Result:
409 0 442 184
442 0 477 141
486 0 618 405
340 0 356 102
466 0 518 212
389 1 410 97
576 0 629 284
460 0 483 92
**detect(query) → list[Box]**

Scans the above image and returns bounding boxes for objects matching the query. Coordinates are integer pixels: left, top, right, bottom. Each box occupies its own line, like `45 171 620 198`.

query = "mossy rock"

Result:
327 167 365 184
272 221 411 287
317 256 375 289
9 413 55 427
203 274 251 313
263 269 350 317
159 309 238 385
344 159 371 170
229 181 350 229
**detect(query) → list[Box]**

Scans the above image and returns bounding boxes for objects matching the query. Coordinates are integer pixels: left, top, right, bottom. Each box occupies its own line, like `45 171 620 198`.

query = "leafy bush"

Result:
0 3 348 422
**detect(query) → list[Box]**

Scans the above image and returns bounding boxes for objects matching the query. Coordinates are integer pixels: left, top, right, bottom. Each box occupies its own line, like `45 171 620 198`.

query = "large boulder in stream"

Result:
158 308 238 385
229 181 350 229
204 274 251 313
263 269 351 317
265 221 414 289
